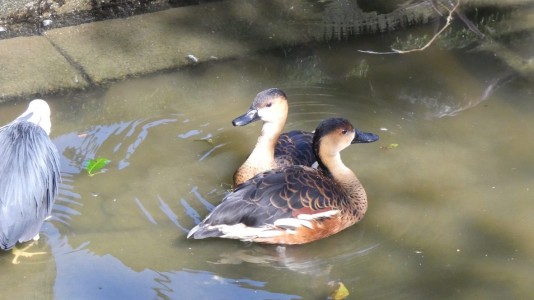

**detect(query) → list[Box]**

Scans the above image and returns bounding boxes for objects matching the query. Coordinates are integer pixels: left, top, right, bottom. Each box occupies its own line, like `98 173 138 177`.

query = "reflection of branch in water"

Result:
406 71 516 119
430 99 481 118
481 70 517 101
400 92 479 119
198 143 229 162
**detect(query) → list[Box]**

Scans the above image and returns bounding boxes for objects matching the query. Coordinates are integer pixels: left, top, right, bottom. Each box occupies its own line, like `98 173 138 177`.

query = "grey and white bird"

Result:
0 99 61 263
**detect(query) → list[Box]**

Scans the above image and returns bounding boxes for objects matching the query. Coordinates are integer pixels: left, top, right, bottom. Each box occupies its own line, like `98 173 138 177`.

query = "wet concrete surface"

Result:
0 35 88 99
0 0 322 102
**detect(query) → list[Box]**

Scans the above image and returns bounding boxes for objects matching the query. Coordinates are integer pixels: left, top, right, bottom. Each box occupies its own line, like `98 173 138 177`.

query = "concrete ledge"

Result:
0 35 88 100
0 0 322 102
44 0 321 84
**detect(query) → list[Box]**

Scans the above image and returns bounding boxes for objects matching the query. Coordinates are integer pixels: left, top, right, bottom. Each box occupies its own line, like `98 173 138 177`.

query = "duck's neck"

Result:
246 121 284 165
235 120 287 186
320 153 368 218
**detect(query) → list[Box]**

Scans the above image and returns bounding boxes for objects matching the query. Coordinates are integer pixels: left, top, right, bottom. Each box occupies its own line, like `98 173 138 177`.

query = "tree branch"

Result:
358 0 461 55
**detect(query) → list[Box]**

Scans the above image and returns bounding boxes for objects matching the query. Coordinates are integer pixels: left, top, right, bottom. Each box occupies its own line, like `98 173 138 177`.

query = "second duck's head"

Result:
232 88 288 127
313 117 379 162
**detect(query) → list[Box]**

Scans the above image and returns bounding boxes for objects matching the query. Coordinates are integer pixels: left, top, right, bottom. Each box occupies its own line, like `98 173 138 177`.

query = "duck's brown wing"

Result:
188 165 346 240
275 130 315 168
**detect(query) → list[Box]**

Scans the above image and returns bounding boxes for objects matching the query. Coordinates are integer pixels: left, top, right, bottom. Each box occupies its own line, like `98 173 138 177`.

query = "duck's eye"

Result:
341 129 348 134
266 103 272 108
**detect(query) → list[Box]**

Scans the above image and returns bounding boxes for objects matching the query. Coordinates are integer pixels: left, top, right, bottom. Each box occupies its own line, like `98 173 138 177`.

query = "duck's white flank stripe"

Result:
274 218 313 229
196 209 341 241
213 223 284 240
297 210 340 220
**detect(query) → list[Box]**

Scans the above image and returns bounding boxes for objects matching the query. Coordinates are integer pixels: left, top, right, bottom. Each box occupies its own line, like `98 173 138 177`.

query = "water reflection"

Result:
42 223 301 299
0 34 532 299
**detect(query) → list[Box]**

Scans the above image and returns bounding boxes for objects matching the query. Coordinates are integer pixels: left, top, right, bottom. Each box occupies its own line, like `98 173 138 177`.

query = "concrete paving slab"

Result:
44 0 322 84
0 0 322 102
0 35 88 101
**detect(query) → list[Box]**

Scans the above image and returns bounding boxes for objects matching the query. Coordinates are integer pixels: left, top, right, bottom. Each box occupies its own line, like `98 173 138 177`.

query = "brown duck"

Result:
188 117 378 244
232 88 315 187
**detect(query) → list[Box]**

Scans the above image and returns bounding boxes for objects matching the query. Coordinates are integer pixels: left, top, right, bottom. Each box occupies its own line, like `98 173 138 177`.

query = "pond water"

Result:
1 27 533 300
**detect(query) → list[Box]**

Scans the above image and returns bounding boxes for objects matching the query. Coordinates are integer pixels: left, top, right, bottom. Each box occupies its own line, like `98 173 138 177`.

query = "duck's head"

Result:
13 99 52 135
313 117 379 159
232 88 288 126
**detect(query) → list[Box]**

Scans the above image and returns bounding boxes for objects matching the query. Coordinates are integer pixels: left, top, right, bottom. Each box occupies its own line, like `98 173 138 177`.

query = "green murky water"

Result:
1 23 533 300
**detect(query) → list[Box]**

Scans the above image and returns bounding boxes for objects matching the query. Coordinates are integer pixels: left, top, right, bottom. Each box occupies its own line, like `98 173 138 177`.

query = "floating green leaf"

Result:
381 143 399 150
84 157 111 176
330 282 349 300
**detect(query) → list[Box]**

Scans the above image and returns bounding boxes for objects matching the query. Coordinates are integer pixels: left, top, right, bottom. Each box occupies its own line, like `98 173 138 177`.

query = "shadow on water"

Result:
1 23 533 300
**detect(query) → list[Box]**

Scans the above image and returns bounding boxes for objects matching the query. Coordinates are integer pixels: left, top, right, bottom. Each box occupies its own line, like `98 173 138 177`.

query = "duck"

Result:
232 88 315 187
0 99 61 263
188 117 378 244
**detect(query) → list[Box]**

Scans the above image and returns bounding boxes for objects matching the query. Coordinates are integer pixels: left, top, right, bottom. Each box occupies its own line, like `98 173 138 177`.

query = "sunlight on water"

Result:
1 36 532 299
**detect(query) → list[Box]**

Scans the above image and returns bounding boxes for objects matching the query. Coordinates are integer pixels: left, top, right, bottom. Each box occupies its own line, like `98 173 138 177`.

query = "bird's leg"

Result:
11 236 47 264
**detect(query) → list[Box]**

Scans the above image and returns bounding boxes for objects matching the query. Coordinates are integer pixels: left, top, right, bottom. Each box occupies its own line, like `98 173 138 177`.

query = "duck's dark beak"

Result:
352 129 379 143
232 109 260 126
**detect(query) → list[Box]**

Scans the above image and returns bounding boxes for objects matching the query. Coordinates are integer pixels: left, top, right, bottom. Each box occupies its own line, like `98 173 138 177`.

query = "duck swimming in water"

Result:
0 99 61 263
232 88 315 187
188 117 378 244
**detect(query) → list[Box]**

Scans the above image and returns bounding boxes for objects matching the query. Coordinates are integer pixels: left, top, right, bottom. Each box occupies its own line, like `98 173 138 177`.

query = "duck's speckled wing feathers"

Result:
274 130 315 168
188 165 349 243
